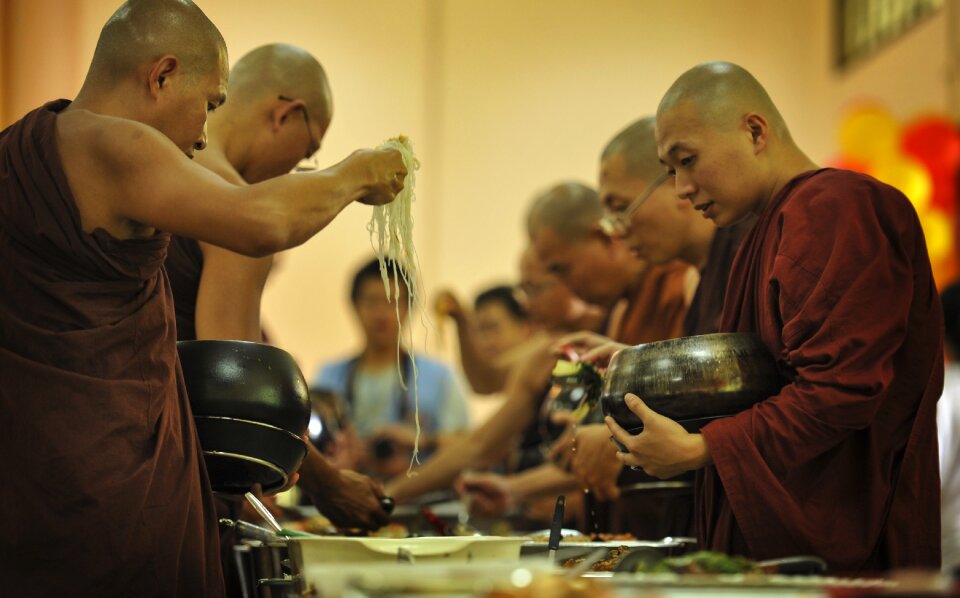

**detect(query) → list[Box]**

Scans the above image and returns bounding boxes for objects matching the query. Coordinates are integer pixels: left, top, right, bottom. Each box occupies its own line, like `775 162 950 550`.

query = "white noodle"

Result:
368 136 424 474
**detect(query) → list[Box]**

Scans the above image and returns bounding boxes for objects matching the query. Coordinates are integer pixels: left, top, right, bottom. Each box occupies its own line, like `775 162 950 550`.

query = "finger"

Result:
604 414 635 447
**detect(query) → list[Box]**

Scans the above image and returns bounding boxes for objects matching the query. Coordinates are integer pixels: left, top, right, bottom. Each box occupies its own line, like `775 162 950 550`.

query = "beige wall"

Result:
1 1 952 387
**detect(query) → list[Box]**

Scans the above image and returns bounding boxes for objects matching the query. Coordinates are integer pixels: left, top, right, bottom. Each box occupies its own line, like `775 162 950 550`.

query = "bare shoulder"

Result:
57 109 176 171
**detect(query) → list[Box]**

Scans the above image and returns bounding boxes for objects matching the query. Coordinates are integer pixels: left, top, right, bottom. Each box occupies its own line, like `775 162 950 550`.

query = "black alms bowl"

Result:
178 340 311 494
600 333 784 434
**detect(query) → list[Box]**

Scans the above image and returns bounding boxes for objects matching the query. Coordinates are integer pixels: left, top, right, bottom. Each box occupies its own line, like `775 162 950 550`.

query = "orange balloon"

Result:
920 209 953 264
870 154 933 213
838 105 900 164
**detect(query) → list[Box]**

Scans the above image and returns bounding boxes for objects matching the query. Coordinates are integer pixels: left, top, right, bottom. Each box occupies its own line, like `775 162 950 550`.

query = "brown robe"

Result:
0 101 225 596
604 260 692 539
683 218 755 337
701 168 943 571
610 260 690 345
166 235 204 341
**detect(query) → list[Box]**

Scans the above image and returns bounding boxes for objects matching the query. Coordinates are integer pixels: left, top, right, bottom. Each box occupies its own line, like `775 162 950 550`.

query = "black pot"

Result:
178 340 311 494
600 333 784 434
178 340 311 433
194 416 307 493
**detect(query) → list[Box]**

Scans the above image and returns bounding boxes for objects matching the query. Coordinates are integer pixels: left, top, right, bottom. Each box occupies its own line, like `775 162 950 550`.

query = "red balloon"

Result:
901 116 960 179
931 172 957 214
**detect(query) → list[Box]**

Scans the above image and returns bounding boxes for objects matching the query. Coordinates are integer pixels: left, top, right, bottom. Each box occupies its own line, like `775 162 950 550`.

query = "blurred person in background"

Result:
313 257 470 480
434 284 533 394
940 281 960 571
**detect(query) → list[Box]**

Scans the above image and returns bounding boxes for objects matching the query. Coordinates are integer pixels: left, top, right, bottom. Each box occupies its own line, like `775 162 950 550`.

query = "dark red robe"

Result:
0 102 225 596
700 168 943 571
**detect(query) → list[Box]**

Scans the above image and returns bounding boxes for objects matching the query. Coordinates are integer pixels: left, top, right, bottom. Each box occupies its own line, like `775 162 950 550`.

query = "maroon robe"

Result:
700 168 943 571
166 235 204 341
0 102 225 596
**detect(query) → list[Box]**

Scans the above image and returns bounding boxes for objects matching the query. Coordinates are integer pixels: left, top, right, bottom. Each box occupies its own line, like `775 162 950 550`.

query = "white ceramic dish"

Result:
287 535 527 569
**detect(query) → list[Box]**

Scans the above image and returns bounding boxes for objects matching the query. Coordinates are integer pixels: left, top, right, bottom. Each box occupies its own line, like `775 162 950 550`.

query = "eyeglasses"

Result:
599 172 671 236
278 95 320 171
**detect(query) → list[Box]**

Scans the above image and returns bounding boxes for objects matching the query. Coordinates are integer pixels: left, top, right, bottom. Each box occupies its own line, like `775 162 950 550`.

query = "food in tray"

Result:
286 515 410 538
485 576 612 598
367 522 410 538
528 531 636 543
561 545 632 572
634 550 757 574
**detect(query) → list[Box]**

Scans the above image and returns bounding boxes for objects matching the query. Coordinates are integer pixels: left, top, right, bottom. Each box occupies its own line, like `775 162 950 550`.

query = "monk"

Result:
556 116 754 510
165 43 389 529
527 181 692 345
608 61 942 571
0 1 405 596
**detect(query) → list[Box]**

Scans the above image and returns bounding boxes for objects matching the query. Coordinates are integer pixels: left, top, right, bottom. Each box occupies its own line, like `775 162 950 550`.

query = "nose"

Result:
194 122 208 152
674 171 696 202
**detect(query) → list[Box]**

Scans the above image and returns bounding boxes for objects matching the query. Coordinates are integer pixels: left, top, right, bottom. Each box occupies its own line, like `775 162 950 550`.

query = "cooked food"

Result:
369 135 424 472
636 550 758 574
562 545 632 572
367 522 410 539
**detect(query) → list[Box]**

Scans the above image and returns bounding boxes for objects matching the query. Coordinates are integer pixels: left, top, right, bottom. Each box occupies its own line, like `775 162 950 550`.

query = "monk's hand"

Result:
570 424 622 502
605 394 710 479
456 472 514 518
434 289 467 324
306 469 390 530
546 423 577 471
352 148 407 206
553 331 626 369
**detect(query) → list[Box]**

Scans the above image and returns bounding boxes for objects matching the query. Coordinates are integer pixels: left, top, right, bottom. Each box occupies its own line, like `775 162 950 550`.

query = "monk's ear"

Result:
744 113 768 154
148 55 179 99
273 98 306 132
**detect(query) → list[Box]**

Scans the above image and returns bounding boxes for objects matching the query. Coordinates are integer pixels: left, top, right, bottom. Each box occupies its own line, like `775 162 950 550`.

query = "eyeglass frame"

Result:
277 95 321 169
599 172 671 236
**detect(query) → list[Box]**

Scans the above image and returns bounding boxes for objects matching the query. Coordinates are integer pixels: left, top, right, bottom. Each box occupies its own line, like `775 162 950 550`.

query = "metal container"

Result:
600 333 784 433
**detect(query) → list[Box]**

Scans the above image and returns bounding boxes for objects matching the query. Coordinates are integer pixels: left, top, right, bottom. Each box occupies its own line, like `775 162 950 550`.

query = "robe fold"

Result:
0 101 224 596
700 168 943 571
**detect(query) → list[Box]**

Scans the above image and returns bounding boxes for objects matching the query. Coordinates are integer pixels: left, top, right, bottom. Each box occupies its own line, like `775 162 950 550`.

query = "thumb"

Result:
624 393 654 423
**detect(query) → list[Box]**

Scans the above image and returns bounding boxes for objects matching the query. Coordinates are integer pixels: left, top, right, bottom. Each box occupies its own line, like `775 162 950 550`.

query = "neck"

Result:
209 110 256 181
361 344 401 367
71 84 143 122
621 253 650 299
678 219 717 270
758 145 820 215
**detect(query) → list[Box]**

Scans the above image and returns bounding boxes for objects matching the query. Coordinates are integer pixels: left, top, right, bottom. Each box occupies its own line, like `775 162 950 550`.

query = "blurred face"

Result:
517 251 588 331
531 225 628 307
154 49 229 158
656 100 766 228
353 277 408 349
473 302 531 360
598 153 692 265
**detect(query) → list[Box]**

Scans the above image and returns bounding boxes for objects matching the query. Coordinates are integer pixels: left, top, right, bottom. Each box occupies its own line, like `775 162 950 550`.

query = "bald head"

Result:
86 0 226 87
657 61 789 140
229 44 333 128
526 181 602 241
601 116 663 182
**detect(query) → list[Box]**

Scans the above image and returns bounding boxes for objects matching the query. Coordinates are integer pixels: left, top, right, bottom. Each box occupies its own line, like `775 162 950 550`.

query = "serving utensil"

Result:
547 495 566 564
245 491 283 533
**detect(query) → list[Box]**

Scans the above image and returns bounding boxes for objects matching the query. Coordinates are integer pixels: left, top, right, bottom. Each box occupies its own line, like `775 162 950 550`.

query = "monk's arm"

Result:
97 119 403 256
194 243 272 341
385 371 543 503
503 463 579 504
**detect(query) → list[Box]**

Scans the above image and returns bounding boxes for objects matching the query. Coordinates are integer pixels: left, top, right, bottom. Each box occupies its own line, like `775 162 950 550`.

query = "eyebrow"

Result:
659 142 685 165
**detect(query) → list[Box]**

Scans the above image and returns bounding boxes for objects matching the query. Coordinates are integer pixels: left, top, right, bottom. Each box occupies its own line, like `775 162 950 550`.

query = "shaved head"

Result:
526 181 602 241
229 44 333 128
657 61 789 140
601 116 663 182
86 0 226 87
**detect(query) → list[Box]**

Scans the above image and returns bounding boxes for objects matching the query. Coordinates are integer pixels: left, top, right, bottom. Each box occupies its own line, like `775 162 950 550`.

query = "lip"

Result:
695 201 715 219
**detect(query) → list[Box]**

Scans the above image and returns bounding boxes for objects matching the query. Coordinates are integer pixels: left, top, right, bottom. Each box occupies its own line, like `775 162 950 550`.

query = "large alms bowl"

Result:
178 340 311 432
178 340 311 494
600 333 784 433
